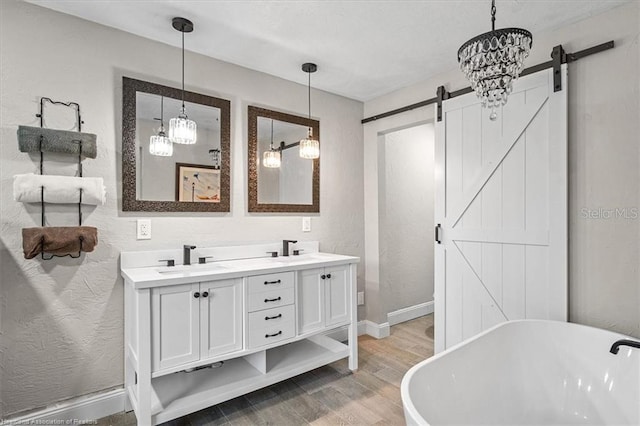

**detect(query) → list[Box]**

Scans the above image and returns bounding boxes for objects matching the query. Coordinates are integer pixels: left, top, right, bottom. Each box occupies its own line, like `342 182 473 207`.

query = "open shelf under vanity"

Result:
129 335 348 424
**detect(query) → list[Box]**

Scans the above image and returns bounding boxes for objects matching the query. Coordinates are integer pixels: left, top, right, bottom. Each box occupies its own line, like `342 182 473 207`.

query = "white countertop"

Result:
122 252 359 289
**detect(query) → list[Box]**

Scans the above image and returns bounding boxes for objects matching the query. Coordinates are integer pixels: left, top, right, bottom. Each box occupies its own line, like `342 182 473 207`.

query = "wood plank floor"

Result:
98 315 434 426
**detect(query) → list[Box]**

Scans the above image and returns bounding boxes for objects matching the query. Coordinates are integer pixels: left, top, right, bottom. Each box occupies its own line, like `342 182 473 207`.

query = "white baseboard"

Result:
387 301 434 326
4 388 125 424
323 321 368 341
363 320 390 339
323 320 390 340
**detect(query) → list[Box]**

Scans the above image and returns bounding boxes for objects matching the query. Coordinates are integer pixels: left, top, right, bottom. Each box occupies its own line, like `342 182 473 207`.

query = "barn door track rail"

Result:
361 40 614 124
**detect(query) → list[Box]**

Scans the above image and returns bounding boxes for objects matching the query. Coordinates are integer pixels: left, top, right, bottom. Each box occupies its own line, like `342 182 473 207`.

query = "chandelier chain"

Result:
491 0 496 31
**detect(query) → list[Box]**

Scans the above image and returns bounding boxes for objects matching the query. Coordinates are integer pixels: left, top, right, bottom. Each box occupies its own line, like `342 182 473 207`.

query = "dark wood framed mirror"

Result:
122 77 231 212
248 106 319 213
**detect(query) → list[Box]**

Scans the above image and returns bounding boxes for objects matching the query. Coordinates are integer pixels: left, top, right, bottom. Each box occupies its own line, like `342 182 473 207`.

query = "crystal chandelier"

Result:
458 0 532 120
149 96 173 156
263 119 281 168
169 17 197 144
299 63 320 159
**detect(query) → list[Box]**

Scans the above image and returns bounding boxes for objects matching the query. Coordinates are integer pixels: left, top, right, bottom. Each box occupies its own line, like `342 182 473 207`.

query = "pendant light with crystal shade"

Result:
299 63 320 159
149 96 173 156
263 119 281 168
457 0 532 120
169 17 197 144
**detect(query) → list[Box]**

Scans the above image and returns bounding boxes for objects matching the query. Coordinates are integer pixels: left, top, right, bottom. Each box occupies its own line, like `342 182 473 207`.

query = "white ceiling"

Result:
26 0 629 101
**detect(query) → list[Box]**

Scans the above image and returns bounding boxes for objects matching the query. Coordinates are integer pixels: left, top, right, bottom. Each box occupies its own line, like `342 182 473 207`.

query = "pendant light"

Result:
299 63 320 159
457 0 532 120
263 119 281 168
169 17 197 144
149 96 173 156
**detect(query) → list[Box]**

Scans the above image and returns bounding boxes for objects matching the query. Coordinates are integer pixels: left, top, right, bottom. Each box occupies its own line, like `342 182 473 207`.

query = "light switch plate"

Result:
357 292 365 306
302 217 311 232
137 219 151 240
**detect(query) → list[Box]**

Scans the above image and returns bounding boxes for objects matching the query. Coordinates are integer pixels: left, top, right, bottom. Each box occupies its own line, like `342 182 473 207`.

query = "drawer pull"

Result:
264 297 282 303
264 279 282 285
265 313 282 321
265 331 282 338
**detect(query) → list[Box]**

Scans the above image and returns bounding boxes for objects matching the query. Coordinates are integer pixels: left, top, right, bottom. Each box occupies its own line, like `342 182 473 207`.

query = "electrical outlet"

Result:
137 219 151 240
302 217 311 232
357 291 365 306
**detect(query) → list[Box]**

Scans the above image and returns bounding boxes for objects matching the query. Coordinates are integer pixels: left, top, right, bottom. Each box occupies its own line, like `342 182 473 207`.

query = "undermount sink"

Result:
156 263 228 274
226 257 286 268
277 253 327 262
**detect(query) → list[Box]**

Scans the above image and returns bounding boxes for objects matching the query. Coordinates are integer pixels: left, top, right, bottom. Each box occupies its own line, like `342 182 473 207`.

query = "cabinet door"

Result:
151 283 200 371
325 264 351 327
298 268 325 334
200 279 243 359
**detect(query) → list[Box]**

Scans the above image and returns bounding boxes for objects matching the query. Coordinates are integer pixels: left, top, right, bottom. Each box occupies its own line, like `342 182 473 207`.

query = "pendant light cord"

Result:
270 119 274 150
308 70 312 134
160 95 164 128
491 0 496 31
181 29 185 109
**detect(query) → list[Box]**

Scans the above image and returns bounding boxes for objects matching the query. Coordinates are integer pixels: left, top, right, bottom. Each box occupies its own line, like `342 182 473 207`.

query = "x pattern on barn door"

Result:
434 68 568 352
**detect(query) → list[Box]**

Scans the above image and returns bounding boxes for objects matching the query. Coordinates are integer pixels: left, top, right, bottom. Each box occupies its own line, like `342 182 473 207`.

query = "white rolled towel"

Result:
13 173 106 205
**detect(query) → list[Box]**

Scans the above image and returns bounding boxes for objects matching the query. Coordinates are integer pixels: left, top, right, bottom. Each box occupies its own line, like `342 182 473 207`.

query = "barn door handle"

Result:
435 224 442 244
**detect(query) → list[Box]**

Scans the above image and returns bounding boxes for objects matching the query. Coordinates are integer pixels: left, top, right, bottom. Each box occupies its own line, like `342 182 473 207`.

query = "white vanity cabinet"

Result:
298 264 350 334
122 245 358 426
151 279 243 372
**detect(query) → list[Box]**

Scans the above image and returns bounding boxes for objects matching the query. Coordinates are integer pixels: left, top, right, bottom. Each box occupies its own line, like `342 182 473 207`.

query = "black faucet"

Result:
183 245 196 265
610 339 640 354
282 240 297 257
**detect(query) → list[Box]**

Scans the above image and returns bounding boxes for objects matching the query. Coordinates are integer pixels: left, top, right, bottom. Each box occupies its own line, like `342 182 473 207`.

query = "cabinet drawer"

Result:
247 320 295 348
247 272 294 294
248 304 295 329
247 287 294 312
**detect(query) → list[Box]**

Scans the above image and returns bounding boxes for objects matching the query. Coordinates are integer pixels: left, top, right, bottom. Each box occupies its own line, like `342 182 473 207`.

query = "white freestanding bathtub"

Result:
401 320 640 425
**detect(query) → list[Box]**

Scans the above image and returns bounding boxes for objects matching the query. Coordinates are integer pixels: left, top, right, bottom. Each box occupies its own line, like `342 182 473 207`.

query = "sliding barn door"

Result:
434 67 568 353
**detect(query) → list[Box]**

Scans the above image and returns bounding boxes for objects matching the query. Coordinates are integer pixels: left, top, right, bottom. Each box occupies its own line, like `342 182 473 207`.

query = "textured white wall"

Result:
0 0 364 417
364 2 640 337
379 124 435 314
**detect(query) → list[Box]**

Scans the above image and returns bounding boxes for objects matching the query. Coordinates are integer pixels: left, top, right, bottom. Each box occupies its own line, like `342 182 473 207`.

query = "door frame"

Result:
363 106 435 329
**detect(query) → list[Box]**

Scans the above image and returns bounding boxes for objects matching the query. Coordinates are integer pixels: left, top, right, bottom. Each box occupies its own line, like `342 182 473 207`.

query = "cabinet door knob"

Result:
320 274 326 280
264 297 282 303
265 331 283 338
326 273 332 279
193 292 200 298
202 291 209 298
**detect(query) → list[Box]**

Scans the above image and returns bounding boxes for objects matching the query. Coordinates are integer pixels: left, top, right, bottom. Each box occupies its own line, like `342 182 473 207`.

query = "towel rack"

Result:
35 97 87 260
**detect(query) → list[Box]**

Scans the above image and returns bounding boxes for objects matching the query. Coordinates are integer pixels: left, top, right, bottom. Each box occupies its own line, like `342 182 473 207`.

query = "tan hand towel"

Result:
22 227 98 259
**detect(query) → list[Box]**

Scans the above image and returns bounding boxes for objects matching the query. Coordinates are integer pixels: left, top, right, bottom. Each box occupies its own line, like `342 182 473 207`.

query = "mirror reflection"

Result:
122 77 230 212
136 93 221 202
248 106 319 213
257 117 312 205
